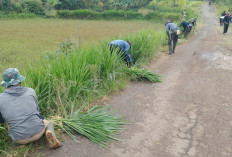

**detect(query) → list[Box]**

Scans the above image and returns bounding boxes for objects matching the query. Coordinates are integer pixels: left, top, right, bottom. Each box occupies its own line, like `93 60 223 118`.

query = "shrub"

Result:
57 10 143 20
145 12 180 22
0 13 36 19
21 0 45 15
57 10 102 19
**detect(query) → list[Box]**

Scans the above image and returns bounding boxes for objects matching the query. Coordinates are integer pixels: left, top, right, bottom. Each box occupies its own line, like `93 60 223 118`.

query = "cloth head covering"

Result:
1 68 25 88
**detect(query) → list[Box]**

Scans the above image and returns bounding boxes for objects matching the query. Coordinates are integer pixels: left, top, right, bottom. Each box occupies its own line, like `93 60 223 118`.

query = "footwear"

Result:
46 123 61 149
166 51 173 54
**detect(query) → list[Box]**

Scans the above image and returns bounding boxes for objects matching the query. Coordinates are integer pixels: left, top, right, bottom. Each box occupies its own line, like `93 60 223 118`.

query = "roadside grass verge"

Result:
0 29 166 156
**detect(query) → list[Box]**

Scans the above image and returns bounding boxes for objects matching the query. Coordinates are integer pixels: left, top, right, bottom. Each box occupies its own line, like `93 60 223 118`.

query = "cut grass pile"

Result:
52 105 125 147
125 68 161 82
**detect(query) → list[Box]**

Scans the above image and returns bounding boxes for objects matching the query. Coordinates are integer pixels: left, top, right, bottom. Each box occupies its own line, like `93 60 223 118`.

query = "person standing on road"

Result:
109 40 132 67
220 11 226 26
0 68 61 149
165 20 179 54
223 12 231 35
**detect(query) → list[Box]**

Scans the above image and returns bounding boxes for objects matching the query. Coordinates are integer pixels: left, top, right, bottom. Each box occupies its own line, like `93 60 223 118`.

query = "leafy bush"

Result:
57 10 143 20
57 10 102 19
21 0 45 15
102 10 143 20
0 13 36 19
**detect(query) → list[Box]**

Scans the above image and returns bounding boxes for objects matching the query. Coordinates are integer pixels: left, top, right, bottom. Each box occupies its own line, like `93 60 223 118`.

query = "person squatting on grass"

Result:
223 12 231 35
0 68 61 149
109 40 132 68
179 21 193 37
165 20 180 54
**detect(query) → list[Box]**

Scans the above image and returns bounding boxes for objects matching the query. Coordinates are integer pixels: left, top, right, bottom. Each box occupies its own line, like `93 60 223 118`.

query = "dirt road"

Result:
43 3 232 157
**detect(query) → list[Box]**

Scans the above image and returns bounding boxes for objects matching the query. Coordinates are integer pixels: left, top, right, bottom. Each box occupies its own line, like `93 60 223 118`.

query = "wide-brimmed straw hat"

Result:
1 68 25 88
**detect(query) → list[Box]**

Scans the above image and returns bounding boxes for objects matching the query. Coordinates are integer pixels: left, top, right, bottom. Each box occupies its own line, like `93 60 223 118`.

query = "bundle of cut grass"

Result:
126 68 161 82
52 105 125 147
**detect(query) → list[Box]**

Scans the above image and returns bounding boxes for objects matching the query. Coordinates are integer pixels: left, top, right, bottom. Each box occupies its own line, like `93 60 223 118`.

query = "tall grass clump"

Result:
126 30 167 64
26 43 126 116
26 29 165 117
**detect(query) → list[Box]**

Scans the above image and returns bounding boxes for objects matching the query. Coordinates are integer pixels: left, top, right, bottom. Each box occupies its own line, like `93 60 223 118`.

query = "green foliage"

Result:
57 10 101 19
146 5 199 22
128 30 166 64
214 0 232 6
52 105 125 147
0 13 36 19
214 0 232 15
21 0 45 15
125 67 161 82
26 40 125 116
57 10 143 20
0 124 11 152
145 12 180 21
55 0 152 11
102 10 143 20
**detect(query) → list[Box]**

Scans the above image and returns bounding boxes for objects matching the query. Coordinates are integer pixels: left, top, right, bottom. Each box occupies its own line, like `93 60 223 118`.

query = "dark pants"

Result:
109 44 132 67
0 113 4 123
220 18 223 26
224 23 229 33
184 26 192 37
168 33 178 53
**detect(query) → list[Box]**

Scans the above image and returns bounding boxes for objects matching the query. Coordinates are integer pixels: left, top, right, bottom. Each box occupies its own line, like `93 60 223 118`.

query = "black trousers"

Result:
0 113 4 123
224 23 229 33
184 26 192 37
168 33 178 53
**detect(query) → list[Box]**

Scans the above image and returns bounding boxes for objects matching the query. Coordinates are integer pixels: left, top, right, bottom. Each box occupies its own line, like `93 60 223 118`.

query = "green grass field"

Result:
0 19 162 73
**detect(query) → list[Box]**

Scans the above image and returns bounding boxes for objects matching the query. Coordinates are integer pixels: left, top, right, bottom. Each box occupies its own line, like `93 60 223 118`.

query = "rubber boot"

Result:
45 122 61 149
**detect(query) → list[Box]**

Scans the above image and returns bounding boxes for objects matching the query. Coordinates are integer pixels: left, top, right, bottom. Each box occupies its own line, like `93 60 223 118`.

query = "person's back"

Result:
165 21 179 54
222 11 226 16
0 68 61 148
110 40 130 52
165 22 178 35
224 14 231 24
0 86 44 141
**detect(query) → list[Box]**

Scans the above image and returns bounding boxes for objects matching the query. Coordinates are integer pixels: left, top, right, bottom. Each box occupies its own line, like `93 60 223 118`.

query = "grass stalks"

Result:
125 67 161 82
52 105 125 147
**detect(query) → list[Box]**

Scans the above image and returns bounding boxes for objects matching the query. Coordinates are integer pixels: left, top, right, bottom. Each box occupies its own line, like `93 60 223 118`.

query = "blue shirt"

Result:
110 40 130 52
165 23 179 36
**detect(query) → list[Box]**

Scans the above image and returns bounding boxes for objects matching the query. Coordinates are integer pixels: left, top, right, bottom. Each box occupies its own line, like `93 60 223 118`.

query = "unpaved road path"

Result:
43 2 232 157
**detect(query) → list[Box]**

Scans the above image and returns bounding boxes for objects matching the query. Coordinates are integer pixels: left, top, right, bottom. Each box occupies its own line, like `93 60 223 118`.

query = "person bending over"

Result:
109 40 132 67
165 20 179 54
